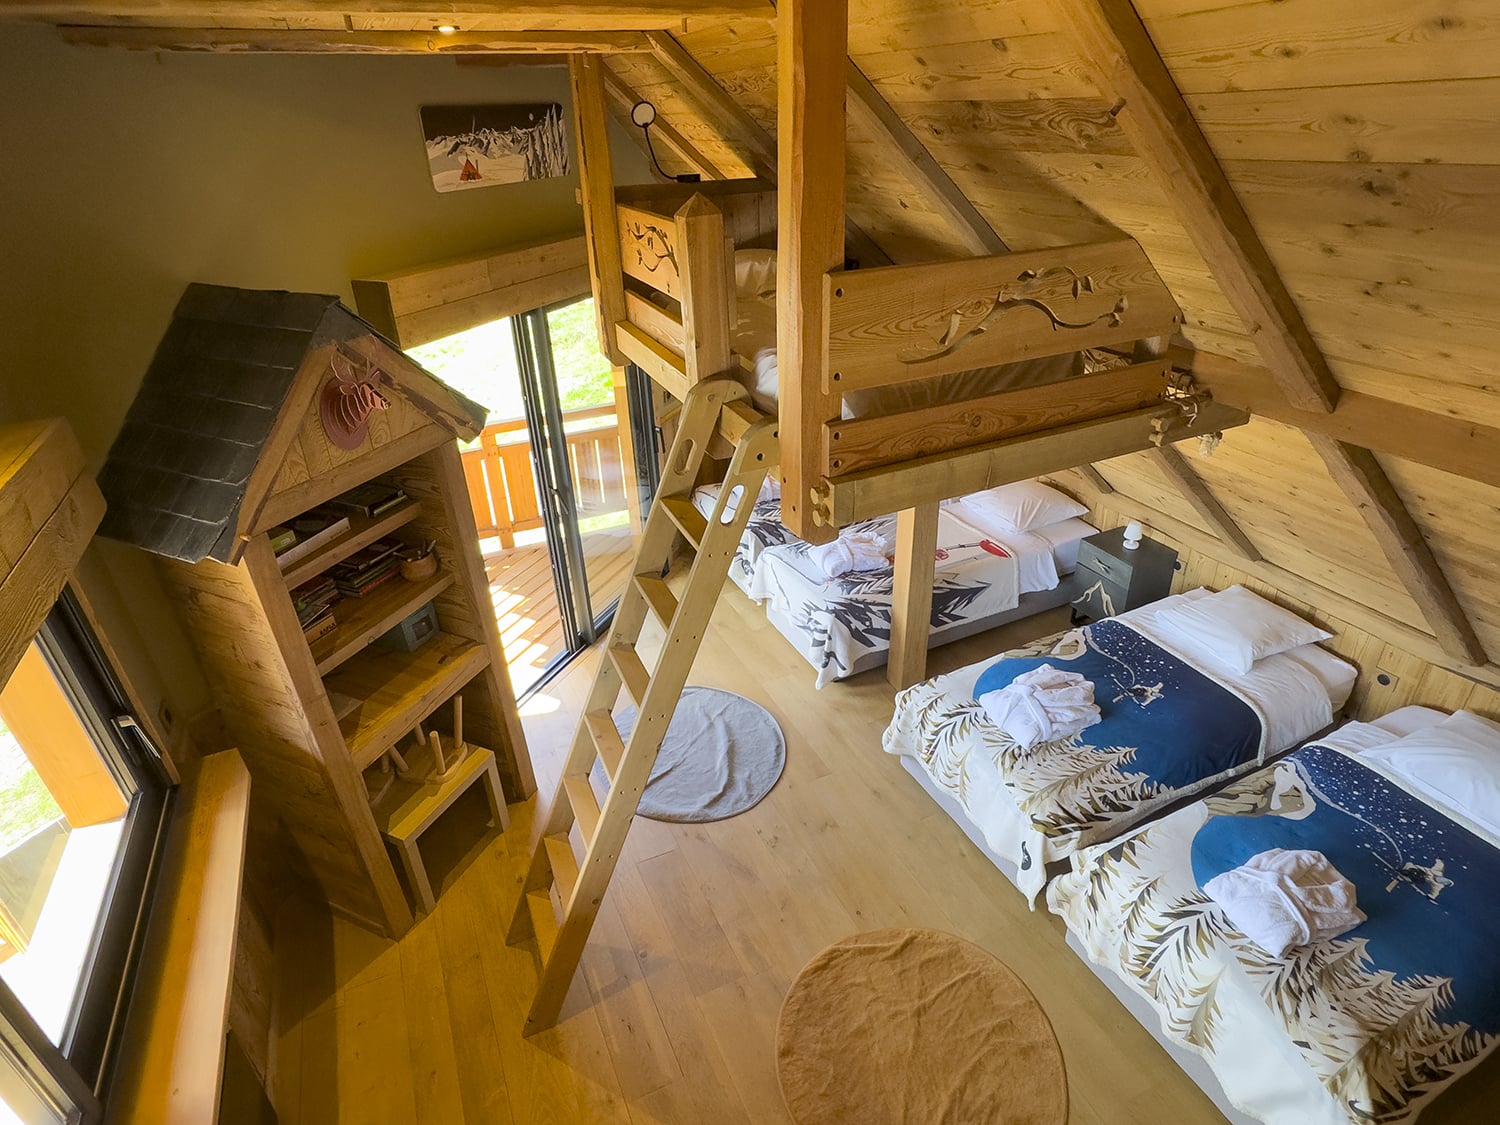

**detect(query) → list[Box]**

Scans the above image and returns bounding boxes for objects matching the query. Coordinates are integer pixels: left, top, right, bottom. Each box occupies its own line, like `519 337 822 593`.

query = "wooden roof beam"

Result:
1077 464 1115 494
1184 348 1500 492
601 64 722 180
570 54 630 369
59 26 651 53
1149 443 1261 563
1059 0 1341 413
23 0 769 24
1305 435 1486 665
845 62 1008 258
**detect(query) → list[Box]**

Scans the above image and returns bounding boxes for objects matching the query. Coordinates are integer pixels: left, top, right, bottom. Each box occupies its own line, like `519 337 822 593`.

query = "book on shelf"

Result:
267 525 298 554
334 564 400 599
276 512 352 570
292 576 340 626
330 538 406 597
302 611 338 646
327 482 407 520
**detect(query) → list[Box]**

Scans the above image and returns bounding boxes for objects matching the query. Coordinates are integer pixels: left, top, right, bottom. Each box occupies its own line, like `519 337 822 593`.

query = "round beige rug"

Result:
776 928 1068 1125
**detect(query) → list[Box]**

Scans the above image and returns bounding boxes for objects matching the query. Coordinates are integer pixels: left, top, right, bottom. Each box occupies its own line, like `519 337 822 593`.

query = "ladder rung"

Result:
544 834 581 906
718 400 763 447
526 890 559 959
584 709 625 781
562 774 602 844
608 643 651 706
662 497 707 551
635 573 679 629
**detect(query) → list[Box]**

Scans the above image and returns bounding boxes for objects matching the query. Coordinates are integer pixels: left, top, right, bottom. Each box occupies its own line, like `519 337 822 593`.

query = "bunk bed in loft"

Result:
569 55 1246 688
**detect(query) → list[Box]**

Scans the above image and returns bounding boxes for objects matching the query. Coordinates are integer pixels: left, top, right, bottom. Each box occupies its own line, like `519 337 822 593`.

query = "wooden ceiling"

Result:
13 0 1500 681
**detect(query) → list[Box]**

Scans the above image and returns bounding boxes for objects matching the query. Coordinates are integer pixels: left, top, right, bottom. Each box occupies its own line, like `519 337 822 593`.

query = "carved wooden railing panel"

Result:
459 404 627 549
618 204 683 301
823 238 1181 391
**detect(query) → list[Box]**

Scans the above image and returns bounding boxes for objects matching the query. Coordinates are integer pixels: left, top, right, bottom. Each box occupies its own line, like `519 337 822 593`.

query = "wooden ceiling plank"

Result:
59 26 650 52
646 29 779 181
1057 0 1342 414
1305 433 1487 664
19 0 769 20
1186 348 1500 492
1077 463 1115 493
601 63 722 179
845 61 1009 257
1149 443 1261 562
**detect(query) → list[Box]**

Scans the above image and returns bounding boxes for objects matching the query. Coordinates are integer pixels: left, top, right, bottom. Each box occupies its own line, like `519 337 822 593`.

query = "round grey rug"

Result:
596 687 786 822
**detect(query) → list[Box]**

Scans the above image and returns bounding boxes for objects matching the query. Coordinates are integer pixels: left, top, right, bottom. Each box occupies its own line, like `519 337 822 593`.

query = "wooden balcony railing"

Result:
460 403 629 549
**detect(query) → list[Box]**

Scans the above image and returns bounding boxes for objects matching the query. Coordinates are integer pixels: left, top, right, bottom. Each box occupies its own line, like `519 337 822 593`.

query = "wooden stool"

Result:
376 742 507 913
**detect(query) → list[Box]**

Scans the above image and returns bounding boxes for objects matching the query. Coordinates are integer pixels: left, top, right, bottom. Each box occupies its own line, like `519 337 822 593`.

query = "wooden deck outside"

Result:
484 525 637 694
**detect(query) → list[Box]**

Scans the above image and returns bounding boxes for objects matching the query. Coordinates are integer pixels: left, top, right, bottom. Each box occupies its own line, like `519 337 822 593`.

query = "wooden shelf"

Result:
309 570 454 676
278 499 420 589
326 633 489 770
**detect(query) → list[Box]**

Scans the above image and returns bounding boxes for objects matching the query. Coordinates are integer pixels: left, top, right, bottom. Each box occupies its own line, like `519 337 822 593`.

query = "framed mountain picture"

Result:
419 103 570 193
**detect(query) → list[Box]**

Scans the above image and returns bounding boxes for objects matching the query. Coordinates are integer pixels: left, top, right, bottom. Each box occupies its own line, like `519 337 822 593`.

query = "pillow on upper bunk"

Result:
1361 709 1500 837
733 250 777 299
1280 644 1358 712
1148 585 1332 678
959 481 1087 534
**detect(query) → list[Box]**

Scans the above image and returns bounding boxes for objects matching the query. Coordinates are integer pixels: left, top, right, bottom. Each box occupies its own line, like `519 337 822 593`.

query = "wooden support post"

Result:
1149 444 1261 562
569 54 629 367
1305 435 1486 664
1058 0 1340 413
778 0 846 544
888 502 939 690
845 61 1008 257
675 195 733 383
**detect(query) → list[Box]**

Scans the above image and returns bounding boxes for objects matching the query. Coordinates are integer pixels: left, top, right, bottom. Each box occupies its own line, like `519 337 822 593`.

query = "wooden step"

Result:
608 642 651 706
526 890 559 959
635 573 679 630
543 834 581 906
717 399 765 447
561 775 601 844
661 497 707 551
583 709 625 781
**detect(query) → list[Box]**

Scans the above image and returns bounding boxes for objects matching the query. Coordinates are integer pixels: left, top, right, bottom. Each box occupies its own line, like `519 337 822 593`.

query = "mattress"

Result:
885 589 1350 901
730 289 1083 420
1049 709 1500 1125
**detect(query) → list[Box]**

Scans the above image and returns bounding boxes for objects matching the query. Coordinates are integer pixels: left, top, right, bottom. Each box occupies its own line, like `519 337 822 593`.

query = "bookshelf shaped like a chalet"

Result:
98 283 533 938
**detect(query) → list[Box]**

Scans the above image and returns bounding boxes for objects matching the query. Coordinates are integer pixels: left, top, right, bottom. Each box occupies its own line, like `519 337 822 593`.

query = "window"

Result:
0 595 172 1121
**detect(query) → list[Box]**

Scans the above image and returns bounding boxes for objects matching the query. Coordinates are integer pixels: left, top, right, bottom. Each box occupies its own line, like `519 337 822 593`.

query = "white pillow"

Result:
959 481 1087 534
1149 586 1331 678
1362 709 1500 836
733 250 776 299
1279 644 1358 712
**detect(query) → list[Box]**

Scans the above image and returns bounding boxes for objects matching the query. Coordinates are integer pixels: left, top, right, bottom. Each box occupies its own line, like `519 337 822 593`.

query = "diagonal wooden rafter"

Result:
844 61 1009 257
1077 464 1115 494
1305 435 1486 664
1149 444 1261 562
1183 348 1500 492
600 63 722 180
1057 0 1340 414
58 26 651 53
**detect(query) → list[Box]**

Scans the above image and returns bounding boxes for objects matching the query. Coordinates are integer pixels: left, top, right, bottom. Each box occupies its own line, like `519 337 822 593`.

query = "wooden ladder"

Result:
506 377 779 1033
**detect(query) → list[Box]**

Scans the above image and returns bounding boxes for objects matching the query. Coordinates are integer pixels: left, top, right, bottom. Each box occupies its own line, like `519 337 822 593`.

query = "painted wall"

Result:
0 26 650 717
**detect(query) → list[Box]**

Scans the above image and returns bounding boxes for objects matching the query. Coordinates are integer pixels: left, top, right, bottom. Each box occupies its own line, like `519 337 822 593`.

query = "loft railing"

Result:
459 403 628 549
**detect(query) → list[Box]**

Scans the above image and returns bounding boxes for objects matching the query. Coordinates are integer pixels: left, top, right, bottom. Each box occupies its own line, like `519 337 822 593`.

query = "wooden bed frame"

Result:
568 54 1246 686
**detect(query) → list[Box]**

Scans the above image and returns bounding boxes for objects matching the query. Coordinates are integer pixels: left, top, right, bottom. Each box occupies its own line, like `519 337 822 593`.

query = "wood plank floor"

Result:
484 526 635 694
270 576 1500 1124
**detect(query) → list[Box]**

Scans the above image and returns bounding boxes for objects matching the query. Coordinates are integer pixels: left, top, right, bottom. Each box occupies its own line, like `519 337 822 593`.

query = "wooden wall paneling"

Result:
1057 0 1341 413
1305 435 1486 664
1078 463 1115 493
156 553 407 936
571 54 630 367
646 30 779 180
601 63 722 180
352 235 591 350
777 0 847 543
887 501 939 690
1148 443 1260 561
393 444 535 798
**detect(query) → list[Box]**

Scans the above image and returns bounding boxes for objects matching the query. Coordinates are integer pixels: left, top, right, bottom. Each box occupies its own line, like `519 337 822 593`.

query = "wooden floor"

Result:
269 577 1500 1125
484 526 635 694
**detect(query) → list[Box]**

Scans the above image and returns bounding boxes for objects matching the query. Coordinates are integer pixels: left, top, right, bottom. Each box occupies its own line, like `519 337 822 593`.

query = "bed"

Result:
692 479 1097 687
1048 705 1500 1125
884 585 1357 902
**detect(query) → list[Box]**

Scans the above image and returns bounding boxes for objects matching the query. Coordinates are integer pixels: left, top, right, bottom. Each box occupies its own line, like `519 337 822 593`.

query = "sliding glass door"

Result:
409 296 655 696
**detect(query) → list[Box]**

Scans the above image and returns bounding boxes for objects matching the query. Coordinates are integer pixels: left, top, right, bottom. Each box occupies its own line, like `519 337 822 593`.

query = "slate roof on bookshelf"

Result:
96 283 485 564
